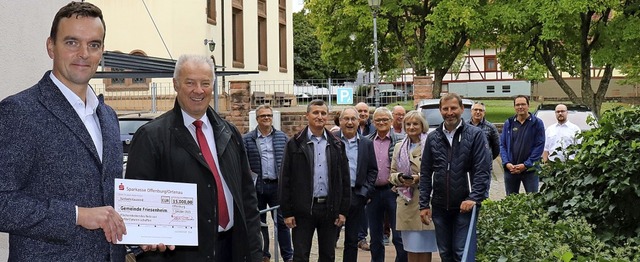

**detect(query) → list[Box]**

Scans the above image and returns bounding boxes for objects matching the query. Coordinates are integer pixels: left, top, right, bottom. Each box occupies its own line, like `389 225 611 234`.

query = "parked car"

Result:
533 104 597 131
366 89 406 106
118 112 163 156
416 98 474 132
295 92 312 103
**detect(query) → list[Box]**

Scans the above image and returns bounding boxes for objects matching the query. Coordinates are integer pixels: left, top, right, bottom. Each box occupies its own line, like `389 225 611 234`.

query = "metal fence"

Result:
91 78 410 112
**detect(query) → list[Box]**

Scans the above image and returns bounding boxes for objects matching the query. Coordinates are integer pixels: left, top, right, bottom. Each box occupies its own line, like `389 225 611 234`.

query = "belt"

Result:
374 184 391 190
217 228 232 240
313 197 327 204
263 179 278 184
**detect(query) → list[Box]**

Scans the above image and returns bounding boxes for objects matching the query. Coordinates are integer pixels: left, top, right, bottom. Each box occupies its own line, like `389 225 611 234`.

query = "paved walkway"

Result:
262 158 507 261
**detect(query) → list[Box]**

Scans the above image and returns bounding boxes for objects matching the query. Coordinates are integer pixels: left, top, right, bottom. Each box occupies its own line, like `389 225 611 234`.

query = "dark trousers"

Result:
504 170 539 195
215 229 233 261
358 207 369 241
366 186 407 262
292 202 337 262
341 193 367 262
258 181 293 260
431 206 479 262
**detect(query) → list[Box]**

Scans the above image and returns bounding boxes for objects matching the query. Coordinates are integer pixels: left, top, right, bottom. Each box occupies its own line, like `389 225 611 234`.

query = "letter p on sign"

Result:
336 87 353 105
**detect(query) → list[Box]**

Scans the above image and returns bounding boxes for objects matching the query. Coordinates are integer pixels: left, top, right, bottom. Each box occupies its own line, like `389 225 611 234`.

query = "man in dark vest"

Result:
243 104 293 262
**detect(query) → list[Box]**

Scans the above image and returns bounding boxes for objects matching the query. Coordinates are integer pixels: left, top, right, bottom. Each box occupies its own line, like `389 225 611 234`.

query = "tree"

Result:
482 0 640 116
306 0 486 97
293 11 330 80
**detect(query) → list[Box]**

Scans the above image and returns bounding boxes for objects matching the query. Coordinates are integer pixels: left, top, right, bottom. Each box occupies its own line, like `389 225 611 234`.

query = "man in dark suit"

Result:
243 104 293 262
125 54 262 261
0 2 127 261
333 107 378 262
280 99 350 262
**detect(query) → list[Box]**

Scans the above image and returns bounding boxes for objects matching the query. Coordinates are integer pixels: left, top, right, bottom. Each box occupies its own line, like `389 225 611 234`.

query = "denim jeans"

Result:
258 181 293 260
366 186 407 262
431 206 479 262
503 170 539 195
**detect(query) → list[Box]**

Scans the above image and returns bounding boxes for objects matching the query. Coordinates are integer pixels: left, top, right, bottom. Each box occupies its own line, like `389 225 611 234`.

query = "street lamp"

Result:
368 0 381 107
204 39 216 52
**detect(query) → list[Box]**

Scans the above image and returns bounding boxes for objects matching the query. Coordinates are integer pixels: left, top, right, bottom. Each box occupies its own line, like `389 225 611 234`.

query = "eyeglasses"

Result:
374 118 390 123
257 114 273 119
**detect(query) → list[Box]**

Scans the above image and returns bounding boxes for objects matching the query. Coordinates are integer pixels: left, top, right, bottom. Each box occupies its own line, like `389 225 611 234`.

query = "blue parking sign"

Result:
336 87 353 105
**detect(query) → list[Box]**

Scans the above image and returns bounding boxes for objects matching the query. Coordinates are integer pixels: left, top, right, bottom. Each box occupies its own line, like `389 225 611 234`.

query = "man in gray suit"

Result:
0 2 127 261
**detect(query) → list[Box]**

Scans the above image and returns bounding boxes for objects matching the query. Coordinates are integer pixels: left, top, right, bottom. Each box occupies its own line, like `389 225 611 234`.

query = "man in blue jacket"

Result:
499 95 545 194
243 104 293 262
419 93 491 261
0 2 126 261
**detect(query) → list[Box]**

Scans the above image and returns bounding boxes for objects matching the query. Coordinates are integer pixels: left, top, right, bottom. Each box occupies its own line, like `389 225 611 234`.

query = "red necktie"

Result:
193 120 230 228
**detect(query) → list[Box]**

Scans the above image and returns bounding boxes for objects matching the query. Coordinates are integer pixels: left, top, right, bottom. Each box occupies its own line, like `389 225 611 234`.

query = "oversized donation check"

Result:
114 178 198 246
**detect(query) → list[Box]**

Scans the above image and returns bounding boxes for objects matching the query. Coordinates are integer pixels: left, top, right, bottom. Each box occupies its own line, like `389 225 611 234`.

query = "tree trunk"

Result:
432 69 446 98
540 42 581 103
592 65 614 117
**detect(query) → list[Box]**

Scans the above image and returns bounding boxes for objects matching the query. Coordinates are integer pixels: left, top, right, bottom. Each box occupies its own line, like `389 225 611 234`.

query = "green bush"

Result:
476 194 624 261
538 106 640 246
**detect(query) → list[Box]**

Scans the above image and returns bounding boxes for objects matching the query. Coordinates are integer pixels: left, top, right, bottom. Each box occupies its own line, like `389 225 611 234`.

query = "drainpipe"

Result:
221 0 226 95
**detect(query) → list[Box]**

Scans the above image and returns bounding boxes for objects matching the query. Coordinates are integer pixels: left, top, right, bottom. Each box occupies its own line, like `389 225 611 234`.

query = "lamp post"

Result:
204 39 219 111
368 0 381 107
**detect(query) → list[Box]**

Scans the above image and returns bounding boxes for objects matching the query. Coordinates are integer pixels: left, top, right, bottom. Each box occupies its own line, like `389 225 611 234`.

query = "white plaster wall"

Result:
0 0 68 100
91 0 294 92
0 1 66 259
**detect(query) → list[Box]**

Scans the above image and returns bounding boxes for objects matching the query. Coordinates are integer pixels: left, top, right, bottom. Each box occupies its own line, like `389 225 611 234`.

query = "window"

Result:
207 0 216 25
502 85 511 93
278 3 287 72
232 1 244 68
485 56 497 72
258 0 267 70
111 68 125 85
487 85 495 93
104 50 151 91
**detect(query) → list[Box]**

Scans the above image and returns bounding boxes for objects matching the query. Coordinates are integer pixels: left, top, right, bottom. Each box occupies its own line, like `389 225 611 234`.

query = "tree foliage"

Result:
482 0 640 116
293 11 356 80
538 106 640 247
306 0 487 97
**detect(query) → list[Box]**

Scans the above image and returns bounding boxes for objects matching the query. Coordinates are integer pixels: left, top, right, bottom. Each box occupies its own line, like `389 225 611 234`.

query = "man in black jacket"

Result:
280 99 350 262
126 54 262 261
468 101 501 198
419 93 491 262
333 107 378 262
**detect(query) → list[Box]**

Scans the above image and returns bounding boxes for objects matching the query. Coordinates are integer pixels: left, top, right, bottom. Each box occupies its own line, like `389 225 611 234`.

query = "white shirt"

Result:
442 120 463 146
50 74 103 161
544 121 581 162
51 74 104 223
182 111 235 231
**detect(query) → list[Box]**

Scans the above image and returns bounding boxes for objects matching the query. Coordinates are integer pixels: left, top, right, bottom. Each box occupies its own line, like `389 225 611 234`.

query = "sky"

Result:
293 0 304 12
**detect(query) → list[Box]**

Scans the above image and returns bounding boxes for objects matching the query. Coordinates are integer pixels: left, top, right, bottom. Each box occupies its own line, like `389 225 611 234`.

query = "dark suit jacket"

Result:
0 72 125 261
333 131 378 200
125 101 262 262
279 127 350 219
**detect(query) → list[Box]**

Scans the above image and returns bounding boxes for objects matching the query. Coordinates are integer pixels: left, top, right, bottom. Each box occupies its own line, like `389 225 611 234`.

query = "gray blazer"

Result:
0 72 125 261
